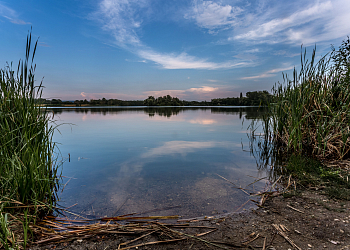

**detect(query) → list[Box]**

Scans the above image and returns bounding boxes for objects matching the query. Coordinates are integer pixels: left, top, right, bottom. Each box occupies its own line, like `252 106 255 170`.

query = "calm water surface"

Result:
52 107 268 218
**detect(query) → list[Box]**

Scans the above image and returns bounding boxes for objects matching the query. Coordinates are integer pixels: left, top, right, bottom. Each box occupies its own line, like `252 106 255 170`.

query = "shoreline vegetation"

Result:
264 37 350 161
1 30 350 249
0 32 61 249
37 90 273 107
254 37 350 201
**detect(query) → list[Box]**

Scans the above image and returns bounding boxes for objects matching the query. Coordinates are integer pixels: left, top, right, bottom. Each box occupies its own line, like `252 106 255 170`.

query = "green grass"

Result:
0 31 61 249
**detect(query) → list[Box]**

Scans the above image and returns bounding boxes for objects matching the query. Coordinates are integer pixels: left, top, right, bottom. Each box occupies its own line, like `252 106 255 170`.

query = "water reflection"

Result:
50 106 267 119
247 117 283 182
52 107 269 218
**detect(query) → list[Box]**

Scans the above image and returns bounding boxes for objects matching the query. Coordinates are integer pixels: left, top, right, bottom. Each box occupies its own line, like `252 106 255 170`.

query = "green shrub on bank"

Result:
283 155 350 200
267 37 350 160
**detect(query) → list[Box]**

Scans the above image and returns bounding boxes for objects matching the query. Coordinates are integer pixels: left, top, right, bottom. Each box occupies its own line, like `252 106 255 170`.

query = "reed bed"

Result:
265 37 350 161
0 31 61 249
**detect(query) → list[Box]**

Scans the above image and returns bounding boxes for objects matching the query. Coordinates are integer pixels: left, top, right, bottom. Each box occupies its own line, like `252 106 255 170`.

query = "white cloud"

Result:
241 66 294 80
185 0 242 31
301 0 350 45
245 49 259 53
234 1 331 41
232 0 350 45
139 50 219 69
189 86 218 92
95 0 147 46
272 50 299 58
0 3 29 25
138 50 252 70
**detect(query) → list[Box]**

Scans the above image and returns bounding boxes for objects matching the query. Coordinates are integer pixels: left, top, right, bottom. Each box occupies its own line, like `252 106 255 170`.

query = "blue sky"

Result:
1 0 349 101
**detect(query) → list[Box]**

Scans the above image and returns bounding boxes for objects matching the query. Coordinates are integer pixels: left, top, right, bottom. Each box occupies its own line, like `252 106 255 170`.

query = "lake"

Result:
51 106 269 219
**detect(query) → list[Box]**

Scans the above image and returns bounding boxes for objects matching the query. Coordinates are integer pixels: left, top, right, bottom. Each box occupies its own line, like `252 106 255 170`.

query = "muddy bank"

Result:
30 189 350 250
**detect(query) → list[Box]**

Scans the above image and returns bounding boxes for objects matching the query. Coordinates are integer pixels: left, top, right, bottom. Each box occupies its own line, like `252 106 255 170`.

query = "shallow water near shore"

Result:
51 106 269 219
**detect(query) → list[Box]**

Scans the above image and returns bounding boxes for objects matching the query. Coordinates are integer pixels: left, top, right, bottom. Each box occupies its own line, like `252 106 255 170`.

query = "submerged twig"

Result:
215 173 250 195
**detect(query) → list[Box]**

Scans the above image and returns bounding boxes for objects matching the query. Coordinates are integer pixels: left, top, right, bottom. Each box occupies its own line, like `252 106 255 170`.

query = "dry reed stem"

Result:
262 237 267 250
273 224 302 250
242 233 260 245
286 204 304 214
215 173 250 195
118 238 185 250
30 213 221 248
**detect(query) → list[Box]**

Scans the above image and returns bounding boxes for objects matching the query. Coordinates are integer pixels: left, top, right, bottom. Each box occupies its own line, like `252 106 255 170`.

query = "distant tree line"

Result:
144 91 273 106
211 90 273 106
37 98 144 106
143 95 183 106
37 90 273 107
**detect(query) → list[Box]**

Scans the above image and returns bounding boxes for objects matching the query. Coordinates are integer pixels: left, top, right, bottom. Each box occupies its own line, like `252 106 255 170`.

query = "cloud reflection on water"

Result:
189 119 217 125
141 140 240 158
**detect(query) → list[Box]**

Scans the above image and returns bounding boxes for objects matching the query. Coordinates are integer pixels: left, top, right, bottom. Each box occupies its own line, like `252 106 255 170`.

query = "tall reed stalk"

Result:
0 31 61 248
266 37 350 160
0 32 60 204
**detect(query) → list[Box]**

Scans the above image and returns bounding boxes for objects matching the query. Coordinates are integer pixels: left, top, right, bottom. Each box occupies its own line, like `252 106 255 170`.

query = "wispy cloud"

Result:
80 92 87 98
188 86 218 92
138 49 252 70
94 0 253 70
241 66 294 80
0 3 29 25
233 2 332 41
184 0 242 32
272 50 299 57
231 0 350 45
245 49 260 53
185 0 349 46
95 0 146 47
38 42 50 47
138 50 218 70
